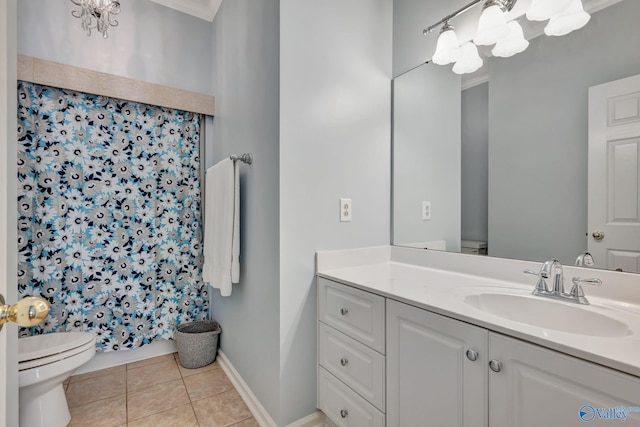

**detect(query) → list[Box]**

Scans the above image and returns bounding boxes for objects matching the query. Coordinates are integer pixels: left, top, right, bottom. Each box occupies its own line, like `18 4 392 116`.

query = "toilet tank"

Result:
461 240 487 255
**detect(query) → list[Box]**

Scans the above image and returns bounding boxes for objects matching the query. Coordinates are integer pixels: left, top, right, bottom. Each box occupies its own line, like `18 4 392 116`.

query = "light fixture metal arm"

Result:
423 0 518 35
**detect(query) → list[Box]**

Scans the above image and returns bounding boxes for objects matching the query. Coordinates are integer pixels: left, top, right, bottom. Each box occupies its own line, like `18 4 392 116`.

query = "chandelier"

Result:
70 0 121 39
425 0 591 74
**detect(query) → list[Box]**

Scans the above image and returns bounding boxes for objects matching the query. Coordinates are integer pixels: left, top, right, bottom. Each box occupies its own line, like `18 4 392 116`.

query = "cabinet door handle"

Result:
340 357 349 366
489 359 503 372
466 349 479 361
340 308 348 316
340 409 349 418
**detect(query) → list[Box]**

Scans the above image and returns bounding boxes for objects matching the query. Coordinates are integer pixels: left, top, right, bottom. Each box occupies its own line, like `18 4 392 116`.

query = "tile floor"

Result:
63 353 259 427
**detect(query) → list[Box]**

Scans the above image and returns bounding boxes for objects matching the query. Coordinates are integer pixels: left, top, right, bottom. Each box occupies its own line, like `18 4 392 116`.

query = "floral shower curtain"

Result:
16 81 209 352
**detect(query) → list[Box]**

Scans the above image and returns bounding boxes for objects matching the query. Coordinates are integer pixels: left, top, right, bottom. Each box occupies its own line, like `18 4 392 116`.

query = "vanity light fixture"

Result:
70 0 121 39
423 0 591 74
492 20 529 57
432 23 462 65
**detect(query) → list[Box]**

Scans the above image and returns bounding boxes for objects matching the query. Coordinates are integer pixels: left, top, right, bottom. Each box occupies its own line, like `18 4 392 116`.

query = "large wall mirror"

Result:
392 0 640 273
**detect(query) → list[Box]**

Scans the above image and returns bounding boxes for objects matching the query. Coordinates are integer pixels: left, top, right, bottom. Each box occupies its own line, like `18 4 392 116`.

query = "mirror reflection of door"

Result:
588 74 640 273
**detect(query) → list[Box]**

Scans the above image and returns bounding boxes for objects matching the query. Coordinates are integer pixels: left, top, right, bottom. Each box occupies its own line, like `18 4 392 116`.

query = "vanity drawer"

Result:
318 278 385 353
318 367 385 427
319 323 385 411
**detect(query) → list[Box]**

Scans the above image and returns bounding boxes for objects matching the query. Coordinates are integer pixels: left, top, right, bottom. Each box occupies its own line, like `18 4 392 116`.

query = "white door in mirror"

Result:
588 74 640 273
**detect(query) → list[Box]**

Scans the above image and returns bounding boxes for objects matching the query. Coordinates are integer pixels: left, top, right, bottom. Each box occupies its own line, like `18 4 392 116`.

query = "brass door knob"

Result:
0 294 50 331
592 231 605 241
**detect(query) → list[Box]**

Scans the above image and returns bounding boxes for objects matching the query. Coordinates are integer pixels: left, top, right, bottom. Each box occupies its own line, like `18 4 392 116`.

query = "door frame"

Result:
1 0 19 425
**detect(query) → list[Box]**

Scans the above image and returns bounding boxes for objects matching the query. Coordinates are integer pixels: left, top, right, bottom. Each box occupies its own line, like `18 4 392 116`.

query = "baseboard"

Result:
217 350 278 427
73 340 177 375
286 411 329 427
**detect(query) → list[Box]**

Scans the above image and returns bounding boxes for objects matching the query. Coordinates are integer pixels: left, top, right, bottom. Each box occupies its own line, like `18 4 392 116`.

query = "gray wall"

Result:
18 0 213 95
488 0 640 264
279 0 392 423
461 83 488 243
209 0 281 422
18 1 393 424
393 63 461 250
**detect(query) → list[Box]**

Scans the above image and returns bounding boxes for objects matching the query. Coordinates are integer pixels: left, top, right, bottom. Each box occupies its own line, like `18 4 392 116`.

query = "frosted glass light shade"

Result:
544 0 591 36
492 21 529 58
526 0 573 21
453 42 484 75
474 4 510 46
432 27 461 65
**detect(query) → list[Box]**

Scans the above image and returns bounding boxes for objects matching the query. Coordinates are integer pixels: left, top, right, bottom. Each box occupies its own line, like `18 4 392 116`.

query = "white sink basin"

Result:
464 292 632 337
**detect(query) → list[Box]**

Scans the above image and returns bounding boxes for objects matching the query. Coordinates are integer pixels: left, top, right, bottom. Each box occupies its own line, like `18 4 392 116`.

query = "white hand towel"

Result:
202 158 240 296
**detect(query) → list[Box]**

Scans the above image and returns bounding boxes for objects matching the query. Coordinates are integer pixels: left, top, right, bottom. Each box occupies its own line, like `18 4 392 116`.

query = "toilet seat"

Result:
19 332 96 371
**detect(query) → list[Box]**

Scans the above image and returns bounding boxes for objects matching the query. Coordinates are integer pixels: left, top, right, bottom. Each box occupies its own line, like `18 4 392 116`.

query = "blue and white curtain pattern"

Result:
17 81 209 352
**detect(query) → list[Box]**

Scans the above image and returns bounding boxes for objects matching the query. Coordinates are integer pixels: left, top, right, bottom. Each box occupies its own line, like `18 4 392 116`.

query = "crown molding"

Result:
149 0 222 22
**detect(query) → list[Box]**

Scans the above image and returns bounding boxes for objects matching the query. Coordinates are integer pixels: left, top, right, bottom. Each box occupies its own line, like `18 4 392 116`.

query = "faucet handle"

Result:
523 269 549 293
572 277 602 286
569 277 602 305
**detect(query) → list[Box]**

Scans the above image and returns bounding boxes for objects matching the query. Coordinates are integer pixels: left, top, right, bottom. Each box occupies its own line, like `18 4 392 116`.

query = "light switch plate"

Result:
422 201 431 220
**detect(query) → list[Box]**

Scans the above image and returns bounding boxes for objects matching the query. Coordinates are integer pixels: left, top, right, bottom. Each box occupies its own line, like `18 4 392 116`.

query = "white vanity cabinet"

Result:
489 333 640 427
318 277 640 427
317 278 386 426
386 299 488 427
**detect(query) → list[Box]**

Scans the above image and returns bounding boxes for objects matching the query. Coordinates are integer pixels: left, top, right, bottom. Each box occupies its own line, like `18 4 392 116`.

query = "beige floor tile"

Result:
68 395 127 427
127 353 175 370
127 359 181 391
66 371 126 408
127 403 199 427
127 378 190 421
230 418 260 427
178 359 221 377
70 364 126 383
193 389 252 427
183 368 233 402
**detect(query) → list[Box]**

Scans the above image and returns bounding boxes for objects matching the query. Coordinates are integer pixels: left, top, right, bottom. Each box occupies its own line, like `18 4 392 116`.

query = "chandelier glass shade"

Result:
526 0 574 21
544 0 591 37
492 20 529 57
474 3 510 46
432 24 462 65
71 0 121 39
452 42 484 75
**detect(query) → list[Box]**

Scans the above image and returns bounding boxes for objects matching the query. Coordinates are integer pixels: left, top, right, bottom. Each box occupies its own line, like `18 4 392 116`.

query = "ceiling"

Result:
149 0 222 21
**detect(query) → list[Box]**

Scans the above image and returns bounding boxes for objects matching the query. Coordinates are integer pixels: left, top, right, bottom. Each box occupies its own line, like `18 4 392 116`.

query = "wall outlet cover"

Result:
340 198 352 222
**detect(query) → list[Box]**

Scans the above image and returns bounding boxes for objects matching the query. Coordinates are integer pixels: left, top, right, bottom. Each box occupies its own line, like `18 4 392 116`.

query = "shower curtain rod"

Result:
229 153 253 164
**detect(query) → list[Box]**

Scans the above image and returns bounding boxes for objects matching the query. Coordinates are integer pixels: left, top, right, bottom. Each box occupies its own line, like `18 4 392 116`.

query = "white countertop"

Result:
316 247 640 378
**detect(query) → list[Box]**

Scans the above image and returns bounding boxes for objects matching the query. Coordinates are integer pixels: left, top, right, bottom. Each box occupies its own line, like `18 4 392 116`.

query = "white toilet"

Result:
18 332 96 427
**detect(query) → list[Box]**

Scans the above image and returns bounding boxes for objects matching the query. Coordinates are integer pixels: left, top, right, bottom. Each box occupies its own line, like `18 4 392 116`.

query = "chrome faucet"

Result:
540 259 564 295
523 259 602 305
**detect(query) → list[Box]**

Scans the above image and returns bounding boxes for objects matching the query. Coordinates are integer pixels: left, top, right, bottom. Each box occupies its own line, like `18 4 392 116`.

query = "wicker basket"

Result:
175 320 221 369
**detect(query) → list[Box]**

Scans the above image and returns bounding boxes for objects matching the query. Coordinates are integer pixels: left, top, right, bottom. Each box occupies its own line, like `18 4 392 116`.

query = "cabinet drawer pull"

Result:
466 349 479 361
340 357 349 366
489 359 503 372
340 409 349 418
340 307 349 316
